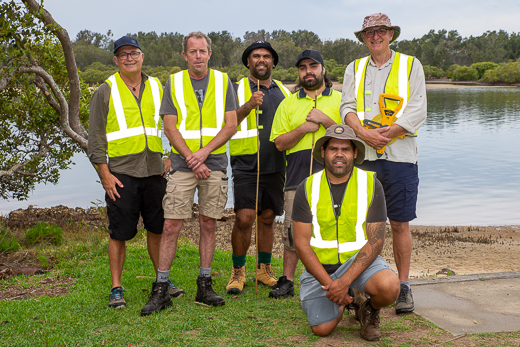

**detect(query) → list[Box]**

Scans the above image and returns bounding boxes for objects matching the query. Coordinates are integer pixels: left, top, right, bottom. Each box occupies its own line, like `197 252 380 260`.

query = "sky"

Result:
40 0 520 43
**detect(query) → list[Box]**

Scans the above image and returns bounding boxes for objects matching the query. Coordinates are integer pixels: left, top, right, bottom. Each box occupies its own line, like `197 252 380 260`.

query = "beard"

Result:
324 156 354 178
251 62 272 80
299 72 324 91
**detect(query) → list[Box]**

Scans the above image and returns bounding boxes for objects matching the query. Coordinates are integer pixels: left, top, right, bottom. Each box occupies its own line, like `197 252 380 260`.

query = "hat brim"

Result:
313 136 365 165
241 45 279 68
354 26 401 44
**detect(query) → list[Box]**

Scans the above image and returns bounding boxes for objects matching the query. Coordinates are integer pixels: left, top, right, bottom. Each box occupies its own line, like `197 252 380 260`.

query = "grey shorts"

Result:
300 254 393 326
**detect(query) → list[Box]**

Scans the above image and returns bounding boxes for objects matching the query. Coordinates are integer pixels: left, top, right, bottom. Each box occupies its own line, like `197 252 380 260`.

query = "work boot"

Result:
108 286 126 309
226 266 246 294
167 279 185 298
140 282 172 316
268 275 294 298
346 288 367 320
256 263 277 288
358 300 381 341
195 276 225 307
395 284 414 314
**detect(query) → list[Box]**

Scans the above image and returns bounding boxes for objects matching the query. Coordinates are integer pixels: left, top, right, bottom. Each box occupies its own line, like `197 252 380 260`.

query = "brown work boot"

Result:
226 266 246 294
255 263 277 288
195 276 225 307
348 288 367 321
357 299 381 341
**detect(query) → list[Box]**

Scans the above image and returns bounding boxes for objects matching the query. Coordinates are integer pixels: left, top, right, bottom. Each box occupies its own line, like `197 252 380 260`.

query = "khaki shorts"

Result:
282 190 296 251
163 170 228 220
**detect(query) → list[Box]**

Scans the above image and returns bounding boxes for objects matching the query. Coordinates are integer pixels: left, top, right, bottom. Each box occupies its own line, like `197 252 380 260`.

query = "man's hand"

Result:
162 157 171 178
360 127 392 150
306 108 327 125
186 148 210 171
321 279 353 306
101 172 123 201
193 163 211 180
299 120 320 134
247 91 264 110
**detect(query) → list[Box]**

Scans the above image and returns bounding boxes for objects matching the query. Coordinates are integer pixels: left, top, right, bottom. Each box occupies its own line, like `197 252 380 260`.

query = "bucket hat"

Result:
354 13 401 44
313 125 365 165
242 41 279 67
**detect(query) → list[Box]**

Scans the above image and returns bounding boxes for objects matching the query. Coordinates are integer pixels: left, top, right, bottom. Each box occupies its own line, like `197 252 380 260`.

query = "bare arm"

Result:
344 112 391 151
293 220 333 287
274 121 319 151
306 108 337 129
236 91 264 125
96 163 123 201
322 221 386 305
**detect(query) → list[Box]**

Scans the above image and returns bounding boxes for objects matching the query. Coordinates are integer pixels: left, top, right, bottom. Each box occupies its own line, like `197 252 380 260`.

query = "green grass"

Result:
0 235 315 346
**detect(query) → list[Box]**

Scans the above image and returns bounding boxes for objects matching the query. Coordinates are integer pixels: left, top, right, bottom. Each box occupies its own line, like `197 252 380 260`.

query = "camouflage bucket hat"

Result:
354 13 401 44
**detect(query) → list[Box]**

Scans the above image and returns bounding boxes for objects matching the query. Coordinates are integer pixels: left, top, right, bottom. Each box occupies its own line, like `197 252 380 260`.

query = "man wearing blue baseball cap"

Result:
88 35 169 310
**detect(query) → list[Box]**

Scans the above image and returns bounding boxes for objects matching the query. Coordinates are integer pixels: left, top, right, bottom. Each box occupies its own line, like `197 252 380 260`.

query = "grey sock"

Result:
200 267 211 277
157 270 170 283
400 281 410 289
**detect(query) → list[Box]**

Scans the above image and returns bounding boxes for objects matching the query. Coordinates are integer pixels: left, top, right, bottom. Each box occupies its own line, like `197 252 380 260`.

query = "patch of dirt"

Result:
0 275 74 301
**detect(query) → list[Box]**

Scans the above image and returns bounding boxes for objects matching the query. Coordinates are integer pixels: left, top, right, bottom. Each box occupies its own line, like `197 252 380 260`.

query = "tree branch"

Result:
33 75 60 114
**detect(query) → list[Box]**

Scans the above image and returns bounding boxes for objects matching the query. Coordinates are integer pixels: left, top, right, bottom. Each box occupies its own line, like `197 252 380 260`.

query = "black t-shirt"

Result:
231 78 287 175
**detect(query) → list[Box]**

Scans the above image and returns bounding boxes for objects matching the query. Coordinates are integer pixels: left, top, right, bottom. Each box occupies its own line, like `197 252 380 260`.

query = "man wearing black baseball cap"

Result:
269 49 342 299
88 35 169 310
226 41 291 295
292 124 400 341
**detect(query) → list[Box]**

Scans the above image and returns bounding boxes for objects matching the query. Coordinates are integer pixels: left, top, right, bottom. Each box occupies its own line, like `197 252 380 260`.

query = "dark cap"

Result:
113 36 142 54
242 41 279 67
313 125 365 165
295 49 324 67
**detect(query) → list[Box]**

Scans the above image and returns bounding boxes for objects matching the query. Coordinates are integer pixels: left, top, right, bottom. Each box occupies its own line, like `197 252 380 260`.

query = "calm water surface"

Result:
1 87 519 226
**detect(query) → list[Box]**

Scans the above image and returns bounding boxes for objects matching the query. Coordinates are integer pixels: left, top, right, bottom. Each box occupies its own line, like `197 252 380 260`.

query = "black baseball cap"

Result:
113 36 142 54
295 49 324 67
241 41 279 67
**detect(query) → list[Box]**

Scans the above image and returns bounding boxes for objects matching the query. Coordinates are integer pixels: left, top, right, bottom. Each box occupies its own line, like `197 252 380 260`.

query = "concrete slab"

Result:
410 272 520 335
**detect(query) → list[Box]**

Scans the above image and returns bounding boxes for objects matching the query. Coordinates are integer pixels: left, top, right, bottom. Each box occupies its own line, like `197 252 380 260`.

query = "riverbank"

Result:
2 205 519 279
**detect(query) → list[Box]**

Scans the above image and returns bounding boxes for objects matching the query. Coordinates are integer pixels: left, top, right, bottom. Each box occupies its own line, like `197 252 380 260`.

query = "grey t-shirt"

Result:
160 70 239 172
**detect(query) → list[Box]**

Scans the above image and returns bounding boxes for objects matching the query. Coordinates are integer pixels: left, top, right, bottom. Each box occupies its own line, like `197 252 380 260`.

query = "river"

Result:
1 87 519 226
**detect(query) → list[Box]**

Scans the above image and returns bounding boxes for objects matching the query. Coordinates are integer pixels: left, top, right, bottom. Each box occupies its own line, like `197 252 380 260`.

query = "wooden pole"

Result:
309 91 317 176
255 79 260 294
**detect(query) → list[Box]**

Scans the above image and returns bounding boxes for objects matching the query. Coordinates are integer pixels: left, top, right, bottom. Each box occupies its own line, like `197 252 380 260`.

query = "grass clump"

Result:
0 224 20 253
25 222 63 246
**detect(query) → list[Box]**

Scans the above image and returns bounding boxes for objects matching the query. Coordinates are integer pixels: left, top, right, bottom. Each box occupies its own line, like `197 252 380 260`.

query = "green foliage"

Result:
446 64 461 79
470 62 499 79
0 224 20 253
80 62 117 84
481 61 520 83
142 66 181 85
325 59 348 81
452 66 479 81
423 65 445 78
25 222 63 246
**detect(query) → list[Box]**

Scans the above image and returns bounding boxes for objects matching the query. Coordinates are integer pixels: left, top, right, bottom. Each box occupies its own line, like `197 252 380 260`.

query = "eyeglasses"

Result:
115 51 142 60
363 28 388 38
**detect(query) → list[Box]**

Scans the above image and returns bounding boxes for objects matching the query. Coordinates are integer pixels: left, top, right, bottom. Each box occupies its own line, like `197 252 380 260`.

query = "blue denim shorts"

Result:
300 254 393 326
357 160 419 223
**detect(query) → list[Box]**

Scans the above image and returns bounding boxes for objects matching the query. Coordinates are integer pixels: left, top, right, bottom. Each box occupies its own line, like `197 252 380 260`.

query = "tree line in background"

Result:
75 28 520 85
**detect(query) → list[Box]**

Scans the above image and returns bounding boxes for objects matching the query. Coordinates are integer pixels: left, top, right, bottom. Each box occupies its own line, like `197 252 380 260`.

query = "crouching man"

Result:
292 124 400 341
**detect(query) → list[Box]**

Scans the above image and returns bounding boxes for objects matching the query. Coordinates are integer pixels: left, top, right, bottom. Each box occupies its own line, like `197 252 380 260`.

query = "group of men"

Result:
88 12 426 341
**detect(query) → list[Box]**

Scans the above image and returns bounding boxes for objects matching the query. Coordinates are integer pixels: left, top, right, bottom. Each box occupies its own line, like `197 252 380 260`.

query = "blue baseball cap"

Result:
113 36 142 54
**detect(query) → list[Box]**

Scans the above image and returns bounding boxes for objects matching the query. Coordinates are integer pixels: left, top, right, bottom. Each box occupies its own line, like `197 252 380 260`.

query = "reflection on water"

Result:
1 87 519 226
416 88 520 225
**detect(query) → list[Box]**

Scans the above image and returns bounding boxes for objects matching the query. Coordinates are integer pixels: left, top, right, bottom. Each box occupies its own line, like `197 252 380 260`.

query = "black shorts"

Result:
232 172 284 216
106 173 166 241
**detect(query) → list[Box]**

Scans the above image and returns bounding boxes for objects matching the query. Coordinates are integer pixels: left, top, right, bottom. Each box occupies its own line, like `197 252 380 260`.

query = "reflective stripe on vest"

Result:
354 52 413 122
170 69 227 154
105 73 163 157
307 168 375 264
229 78 290 156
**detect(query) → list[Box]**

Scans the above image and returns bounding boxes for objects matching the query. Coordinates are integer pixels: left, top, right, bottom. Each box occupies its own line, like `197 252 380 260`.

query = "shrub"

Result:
25 222 63 246
423 65 445 78
0 225 20 253
470 62 499 79
481 61 520 84
452 66 479 81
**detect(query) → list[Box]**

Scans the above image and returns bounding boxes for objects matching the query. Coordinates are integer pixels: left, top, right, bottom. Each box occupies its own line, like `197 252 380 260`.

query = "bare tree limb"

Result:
33 75 60 114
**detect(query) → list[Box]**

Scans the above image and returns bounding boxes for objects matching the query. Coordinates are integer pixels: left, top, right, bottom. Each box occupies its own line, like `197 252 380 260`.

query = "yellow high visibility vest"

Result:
229 78 290 156
305 167 375 265
169 69 228 155
354 52 414 123
105 73 163 158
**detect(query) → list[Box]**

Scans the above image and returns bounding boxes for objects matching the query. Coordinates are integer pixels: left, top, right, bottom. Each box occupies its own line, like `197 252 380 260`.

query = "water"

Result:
1 87 519 226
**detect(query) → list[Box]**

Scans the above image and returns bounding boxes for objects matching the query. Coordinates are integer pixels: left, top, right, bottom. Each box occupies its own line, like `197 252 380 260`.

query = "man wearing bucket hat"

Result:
340 13 427 314
88 36 168 309
270 49 342 299
293 124 400 340
226 41 291 294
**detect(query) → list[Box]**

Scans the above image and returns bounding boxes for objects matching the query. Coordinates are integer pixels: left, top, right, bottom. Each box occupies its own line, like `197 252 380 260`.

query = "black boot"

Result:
195 276 225 307
140 282 172 316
